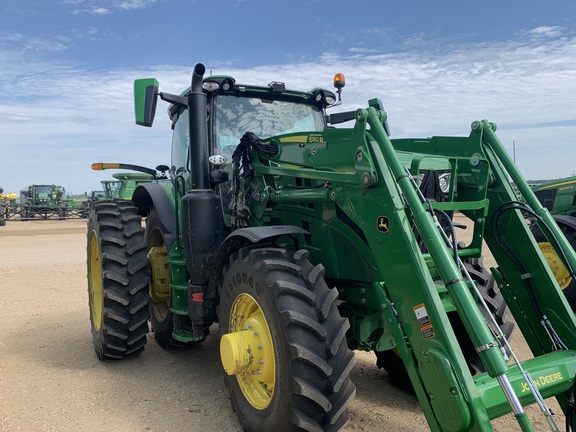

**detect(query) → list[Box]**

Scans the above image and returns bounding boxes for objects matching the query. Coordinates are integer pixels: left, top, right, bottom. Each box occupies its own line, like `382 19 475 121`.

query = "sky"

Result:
0 0 575 196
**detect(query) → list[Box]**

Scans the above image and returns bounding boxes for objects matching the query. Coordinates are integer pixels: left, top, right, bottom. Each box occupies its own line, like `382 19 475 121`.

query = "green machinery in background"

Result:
12 184 85 220
91 163 158 200
87 63 576 431
83 163 159 215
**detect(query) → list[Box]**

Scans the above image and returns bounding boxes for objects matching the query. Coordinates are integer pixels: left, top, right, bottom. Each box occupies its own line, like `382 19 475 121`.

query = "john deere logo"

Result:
377 216 390 233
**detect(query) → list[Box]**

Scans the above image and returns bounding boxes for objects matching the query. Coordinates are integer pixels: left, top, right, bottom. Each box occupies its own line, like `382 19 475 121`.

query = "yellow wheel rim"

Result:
88 230 104 331
147 226 170 322
220 293 275 410
539 242 572 290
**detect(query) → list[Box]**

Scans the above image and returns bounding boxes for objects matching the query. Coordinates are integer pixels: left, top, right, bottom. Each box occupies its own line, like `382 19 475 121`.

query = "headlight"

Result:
202 81 220 91
438 173 451 194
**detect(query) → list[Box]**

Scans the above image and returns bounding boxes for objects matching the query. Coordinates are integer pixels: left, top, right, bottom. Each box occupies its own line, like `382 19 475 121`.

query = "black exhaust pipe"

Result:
188 63 209 190
181 63 224 340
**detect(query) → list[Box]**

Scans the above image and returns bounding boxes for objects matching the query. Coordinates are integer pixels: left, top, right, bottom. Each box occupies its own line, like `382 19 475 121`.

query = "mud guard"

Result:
225 225 309 244
132 183 177 250
553 214 576 231
210 225 310 290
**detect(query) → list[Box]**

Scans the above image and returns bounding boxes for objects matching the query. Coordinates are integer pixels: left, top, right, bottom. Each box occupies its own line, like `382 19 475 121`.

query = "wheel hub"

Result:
88 230 104 331
147 242 170 322
220 293 275 409
147 245 170 303
539 242 571 289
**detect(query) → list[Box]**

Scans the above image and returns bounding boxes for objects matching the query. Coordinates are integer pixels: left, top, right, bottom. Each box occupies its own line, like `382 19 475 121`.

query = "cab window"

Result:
214 95 324 158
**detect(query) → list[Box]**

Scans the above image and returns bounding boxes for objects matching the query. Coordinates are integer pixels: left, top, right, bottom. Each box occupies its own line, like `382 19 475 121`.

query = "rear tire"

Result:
218 246 356 432
87 200 150 360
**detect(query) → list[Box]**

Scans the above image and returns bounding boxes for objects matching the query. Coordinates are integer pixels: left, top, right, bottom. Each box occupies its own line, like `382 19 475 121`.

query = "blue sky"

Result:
1 0 575 195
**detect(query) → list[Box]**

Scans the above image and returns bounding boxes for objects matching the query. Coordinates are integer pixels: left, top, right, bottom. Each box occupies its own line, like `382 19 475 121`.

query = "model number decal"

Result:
308 136 324 144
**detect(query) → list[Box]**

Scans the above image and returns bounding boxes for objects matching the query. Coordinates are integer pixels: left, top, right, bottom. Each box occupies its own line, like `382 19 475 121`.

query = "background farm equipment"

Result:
0 187 11 226
1 184 85 221
86 63 576 431
82 165 157 216
91 164 157 198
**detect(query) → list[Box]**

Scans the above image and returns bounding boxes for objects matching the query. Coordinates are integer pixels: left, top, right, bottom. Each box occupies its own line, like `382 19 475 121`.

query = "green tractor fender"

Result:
552 214 576 231
211 225 310 276
224 225 309 244
132 183 177 250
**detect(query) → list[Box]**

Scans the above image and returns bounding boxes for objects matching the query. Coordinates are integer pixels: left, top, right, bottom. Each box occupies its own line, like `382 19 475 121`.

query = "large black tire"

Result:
531 220 576 309
87 200 150 360
377 257 513 387
218 246 356 432
145 208 179 349
58 205 68 220
465 257 513 334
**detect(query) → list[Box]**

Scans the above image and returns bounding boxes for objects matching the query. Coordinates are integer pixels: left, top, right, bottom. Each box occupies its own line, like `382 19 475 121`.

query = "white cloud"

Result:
524 26 563 39
0 33 69 52
115 0 156 10
349 47 379 54
91 7 111 14
65 0 155 15
0 27 575 194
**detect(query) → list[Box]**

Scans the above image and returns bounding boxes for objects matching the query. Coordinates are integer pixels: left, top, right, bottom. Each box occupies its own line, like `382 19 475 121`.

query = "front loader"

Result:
87 62 576 431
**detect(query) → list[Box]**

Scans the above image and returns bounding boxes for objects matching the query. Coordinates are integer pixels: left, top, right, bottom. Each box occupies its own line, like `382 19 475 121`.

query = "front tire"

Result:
87 200 150 360
218 246 356 432
377 257 513 387
531 219 576 309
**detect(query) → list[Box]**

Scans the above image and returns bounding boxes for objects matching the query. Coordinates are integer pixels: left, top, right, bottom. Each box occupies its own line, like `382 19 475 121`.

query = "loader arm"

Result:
241 108 576 431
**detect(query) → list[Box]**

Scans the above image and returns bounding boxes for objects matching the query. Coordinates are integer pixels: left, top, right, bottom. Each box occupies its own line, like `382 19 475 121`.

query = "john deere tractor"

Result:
21 184 67 219
87 63 576 431
91 163 157 200
82 163 158 216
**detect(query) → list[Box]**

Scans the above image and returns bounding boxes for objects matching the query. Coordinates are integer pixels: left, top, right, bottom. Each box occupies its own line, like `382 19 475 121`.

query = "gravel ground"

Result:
0 217 565 431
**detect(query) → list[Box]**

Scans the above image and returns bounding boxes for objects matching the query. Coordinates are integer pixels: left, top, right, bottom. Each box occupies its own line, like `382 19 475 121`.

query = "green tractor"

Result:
21 184 68 219
91 162 158 200
83 163 159 216
87 63 576 431
530 176 576 310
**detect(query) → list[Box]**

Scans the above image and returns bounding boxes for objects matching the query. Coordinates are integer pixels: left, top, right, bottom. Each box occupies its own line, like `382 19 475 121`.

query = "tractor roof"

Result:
531 176 576 191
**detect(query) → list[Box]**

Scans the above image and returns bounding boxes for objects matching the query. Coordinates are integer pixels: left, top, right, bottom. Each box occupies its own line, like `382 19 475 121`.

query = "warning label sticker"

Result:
421 324 436 339
413 303 435 339
413 303 430 327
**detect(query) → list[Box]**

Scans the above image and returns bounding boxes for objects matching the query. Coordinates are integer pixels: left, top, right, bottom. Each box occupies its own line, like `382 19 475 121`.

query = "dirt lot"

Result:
0 217 565 431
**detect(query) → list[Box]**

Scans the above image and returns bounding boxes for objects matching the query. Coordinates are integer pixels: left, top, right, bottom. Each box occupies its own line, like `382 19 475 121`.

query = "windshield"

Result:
103 181 121 199
35 186 52 195
214 95 325 153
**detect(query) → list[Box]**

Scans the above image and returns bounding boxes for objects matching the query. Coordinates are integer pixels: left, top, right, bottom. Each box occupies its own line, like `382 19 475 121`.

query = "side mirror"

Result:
134 78 159 127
